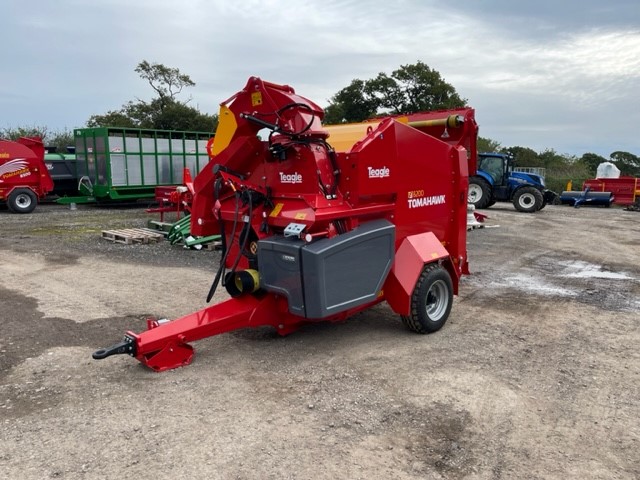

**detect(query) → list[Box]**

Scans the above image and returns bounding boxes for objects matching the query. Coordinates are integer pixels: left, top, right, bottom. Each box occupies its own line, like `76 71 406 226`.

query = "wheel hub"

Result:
519 194 535 207
468 185 482 202
17 194 32 207
425 279 449 321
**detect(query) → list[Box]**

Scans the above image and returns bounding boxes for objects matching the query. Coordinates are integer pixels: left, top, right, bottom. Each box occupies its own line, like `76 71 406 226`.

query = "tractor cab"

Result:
478 153 511 194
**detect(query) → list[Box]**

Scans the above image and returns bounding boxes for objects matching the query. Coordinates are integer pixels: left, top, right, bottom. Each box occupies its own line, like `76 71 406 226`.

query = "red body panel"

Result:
0 137 54 204
381 108 478 175
384 232 452 315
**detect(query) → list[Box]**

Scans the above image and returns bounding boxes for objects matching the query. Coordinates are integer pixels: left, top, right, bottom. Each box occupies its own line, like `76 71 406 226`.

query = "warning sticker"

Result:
251 92 263 107
269 202 284 217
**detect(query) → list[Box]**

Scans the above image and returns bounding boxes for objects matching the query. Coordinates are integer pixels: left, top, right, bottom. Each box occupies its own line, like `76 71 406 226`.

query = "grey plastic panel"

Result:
257 237 306 317
301 219 395 319
257 219 395 320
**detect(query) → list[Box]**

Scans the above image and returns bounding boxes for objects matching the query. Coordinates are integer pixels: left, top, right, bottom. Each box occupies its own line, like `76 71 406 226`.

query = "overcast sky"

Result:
2 0 638 158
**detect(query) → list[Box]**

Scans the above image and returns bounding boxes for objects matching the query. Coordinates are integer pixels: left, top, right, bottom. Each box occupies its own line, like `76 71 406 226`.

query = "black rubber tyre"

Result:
467 176 492 209
7 189 37 214
539 199 547 210
401 264 453 334
513 187 543 213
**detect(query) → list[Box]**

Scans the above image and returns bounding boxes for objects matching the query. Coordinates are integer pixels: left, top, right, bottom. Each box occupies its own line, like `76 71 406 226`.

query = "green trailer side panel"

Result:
71 127 213 203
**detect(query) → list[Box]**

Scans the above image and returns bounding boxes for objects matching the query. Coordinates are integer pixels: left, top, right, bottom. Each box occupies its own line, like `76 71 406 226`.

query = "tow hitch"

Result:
92 334 137 360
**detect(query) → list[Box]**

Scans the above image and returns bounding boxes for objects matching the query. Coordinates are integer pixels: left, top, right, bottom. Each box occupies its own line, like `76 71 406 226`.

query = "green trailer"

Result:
57 127 213 204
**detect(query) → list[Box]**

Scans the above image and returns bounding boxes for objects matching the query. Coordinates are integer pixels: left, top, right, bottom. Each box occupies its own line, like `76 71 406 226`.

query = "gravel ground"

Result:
0 202 639 479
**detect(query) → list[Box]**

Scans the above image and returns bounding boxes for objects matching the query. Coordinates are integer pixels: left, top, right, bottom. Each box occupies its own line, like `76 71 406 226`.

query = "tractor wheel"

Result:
401 264 453 334
513 187 543 213
7 189 38 214
468 176 492 209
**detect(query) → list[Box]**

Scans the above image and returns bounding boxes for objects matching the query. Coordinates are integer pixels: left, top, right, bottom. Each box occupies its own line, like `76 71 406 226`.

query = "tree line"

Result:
3 60 637 192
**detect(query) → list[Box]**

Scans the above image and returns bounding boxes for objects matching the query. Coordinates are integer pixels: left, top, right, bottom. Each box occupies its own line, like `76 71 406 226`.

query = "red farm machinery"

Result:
583 177 640 209
0 137 54 213
93 77 478 372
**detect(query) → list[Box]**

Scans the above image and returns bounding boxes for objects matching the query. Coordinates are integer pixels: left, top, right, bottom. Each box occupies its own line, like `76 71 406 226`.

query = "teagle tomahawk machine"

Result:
93 77 478 371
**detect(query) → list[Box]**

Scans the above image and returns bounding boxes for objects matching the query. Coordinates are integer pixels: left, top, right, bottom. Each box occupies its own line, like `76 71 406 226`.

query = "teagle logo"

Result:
368 166 390 178
279 172 303 184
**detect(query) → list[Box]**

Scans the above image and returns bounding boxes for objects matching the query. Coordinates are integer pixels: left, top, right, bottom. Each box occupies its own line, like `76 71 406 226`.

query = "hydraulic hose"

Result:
206 189 241 303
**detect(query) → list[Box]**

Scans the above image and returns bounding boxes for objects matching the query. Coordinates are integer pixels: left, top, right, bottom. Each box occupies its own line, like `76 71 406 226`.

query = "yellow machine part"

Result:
323 115 461 153
210 105 238 156
322 122 382 152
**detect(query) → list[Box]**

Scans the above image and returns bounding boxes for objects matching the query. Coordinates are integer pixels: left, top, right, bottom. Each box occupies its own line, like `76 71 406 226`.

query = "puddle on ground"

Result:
471 256 639 312
557 260 634 280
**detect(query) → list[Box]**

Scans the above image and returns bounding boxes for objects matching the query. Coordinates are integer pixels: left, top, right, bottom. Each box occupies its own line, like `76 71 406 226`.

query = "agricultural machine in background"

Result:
558 187 615 208
583 177 639 209
559 177 638 208
93 76 476 372
468 152 557 212
55 127 212 205
559 161 638 209
0 137 54 213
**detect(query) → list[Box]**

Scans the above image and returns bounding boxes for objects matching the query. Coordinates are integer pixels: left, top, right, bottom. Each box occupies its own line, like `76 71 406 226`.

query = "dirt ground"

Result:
0 202 638 480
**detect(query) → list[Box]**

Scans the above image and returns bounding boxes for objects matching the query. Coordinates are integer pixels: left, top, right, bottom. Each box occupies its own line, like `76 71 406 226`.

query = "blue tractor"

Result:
468 153 557 213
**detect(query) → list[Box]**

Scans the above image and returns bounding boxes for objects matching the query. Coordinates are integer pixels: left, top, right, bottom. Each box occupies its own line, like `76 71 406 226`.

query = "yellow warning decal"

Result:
294 212 307 220
251 92 263 107
269 203 284 217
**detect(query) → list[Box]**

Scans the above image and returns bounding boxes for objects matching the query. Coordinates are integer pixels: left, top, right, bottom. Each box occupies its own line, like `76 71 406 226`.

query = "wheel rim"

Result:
518 193 535 208
16 193 33 209
425 279 449 321
468 184 483 203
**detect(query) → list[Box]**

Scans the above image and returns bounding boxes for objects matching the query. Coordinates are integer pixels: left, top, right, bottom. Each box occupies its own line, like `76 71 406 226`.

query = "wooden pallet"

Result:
101 228 165 244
